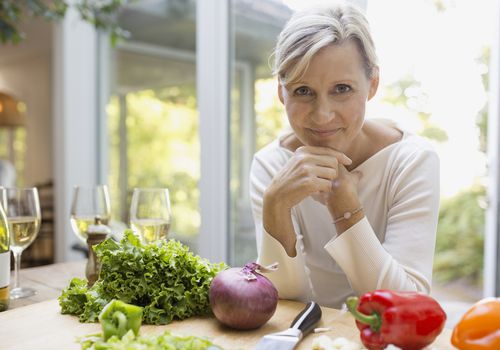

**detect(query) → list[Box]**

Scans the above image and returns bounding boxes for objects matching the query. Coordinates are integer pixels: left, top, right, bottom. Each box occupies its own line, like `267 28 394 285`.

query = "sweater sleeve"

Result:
324 148 440 295
249 154 311 301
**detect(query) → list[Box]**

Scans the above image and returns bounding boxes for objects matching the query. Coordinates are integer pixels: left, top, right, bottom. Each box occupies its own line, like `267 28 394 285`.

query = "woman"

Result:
250 2 440 308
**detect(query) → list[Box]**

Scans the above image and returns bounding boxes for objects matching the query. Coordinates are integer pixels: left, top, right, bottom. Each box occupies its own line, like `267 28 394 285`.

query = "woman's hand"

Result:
263 146 351 256
330 164 362 200
268 146 352 209
326 164 363 233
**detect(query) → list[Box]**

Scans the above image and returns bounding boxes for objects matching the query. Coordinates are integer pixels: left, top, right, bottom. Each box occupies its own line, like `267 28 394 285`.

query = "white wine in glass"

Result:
0 202 10 311
10 216 40 252
0 187 41 299
70 185 110 243
130 188 172 244
130 218 171 243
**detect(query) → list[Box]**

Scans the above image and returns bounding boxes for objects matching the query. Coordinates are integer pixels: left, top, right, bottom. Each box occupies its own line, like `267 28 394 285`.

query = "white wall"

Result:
0 53 53 186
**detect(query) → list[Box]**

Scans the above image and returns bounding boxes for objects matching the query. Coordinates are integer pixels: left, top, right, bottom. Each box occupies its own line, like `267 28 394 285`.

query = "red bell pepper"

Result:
346 290 447 350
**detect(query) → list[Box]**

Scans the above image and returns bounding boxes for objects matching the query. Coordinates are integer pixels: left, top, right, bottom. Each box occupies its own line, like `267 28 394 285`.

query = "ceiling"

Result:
0 18 53 66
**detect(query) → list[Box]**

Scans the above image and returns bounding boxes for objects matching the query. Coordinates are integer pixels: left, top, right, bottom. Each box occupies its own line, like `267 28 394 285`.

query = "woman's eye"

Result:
335 84 351 93
294 87 311 96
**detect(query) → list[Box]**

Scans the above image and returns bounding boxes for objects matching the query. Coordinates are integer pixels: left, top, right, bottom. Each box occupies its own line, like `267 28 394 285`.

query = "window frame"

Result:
196 0 231 262
53 7 99 261
485 0 500 297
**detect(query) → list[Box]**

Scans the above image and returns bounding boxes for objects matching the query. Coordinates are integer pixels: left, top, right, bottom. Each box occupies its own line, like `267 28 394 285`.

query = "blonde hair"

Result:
272 1 378 85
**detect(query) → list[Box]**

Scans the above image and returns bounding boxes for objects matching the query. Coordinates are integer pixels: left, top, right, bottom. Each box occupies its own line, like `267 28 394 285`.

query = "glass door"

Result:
106 0 199 250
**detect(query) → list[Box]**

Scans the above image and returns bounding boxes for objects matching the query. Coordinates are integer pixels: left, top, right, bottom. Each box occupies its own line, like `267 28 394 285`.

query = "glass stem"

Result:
13 251 21 289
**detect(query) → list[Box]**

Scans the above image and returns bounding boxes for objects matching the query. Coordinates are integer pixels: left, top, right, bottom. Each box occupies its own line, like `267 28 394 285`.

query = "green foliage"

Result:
380 67 488 287
418 113 448 142
433 45 491 286
75 0 129 46
433 185 485 285
381 76 416 107
476 104 488 154
109 79 282 243
476 46 490 153
108 86 199 237
59 231 227 324
381 76 448 143
0 0 67 44
0 0 127 45
254 79 286 151
431 46 490 286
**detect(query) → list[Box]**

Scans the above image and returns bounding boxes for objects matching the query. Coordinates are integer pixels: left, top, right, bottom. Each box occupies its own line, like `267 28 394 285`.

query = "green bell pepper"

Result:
98 300 143 340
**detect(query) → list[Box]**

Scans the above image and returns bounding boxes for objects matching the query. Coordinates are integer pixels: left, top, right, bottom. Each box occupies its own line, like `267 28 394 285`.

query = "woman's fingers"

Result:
267 146 349 209
331 165 362 194
313 166 337 181
297 153 340 169
296 146 352 166
304 177 334 193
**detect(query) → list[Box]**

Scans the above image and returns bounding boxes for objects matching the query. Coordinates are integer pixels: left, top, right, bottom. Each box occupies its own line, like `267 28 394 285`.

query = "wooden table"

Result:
1 261 455 350
8 260 85 309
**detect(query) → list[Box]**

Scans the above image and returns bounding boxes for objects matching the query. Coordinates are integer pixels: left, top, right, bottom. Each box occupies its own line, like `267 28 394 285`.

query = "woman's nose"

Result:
312 95 335 124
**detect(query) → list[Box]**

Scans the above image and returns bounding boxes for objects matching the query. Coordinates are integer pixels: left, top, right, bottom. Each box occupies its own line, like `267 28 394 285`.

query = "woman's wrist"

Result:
333 207 364 235
327 194 361 218
263 189 297 256
327 192 364 234
333 206 364 224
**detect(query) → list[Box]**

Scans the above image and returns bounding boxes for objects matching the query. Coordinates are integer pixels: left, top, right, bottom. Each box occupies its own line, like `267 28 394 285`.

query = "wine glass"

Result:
70 185 111 243
130 188 172 243
0 187 41 299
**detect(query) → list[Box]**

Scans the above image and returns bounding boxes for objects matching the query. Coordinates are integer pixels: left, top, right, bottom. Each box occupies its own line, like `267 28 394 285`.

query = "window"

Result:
107 1 199 249
229 0 292 265
365 0 494 301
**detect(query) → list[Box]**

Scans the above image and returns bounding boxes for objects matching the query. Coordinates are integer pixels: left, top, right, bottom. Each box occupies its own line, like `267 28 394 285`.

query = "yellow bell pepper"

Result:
451 297 500 350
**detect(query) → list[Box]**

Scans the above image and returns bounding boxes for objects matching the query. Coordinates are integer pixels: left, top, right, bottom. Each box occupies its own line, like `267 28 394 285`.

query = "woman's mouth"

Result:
308 128 343 137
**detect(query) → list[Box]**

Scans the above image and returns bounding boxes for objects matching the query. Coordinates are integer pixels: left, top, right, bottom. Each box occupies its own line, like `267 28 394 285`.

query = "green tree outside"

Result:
108 87 200 239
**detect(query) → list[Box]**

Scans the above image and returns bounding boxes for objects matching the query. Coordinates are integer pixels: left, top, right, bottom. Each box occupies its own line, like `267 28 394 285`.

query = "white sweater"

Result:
249 127 440 308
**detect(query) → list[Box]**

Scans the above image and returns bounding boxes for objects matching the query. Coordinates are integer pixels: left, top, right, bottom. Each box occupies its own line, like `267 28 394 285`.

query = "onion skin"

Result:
209 265 278 330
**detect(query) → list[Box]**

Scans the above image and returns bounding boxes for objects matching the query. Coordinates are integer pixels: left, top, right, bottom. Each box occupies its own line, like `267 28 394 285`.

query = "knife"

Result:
254 301 322 350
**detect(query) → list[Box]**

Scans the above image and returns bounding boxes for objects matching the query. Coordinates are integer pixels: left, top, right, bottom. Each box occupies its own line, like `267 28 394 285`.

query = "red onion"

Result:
209 262 278 330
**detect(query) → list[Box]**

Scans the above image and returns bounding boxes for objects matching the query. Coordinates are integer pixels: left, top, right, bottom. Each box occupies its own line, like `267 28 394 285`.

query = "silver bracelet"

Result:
333 207 363 224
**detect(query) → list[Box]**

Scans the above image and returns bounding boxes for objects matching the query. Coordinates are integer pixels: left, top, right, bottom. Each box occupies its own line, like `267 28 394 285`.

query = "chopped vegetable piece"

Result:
99 300 143 340
312 335 363 350
80 330 223 350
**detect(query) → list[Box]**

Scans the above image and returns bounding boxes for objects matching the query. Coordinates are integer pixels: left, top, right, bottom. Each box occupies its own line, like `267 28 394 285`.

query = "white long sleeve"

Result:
250 128 440 308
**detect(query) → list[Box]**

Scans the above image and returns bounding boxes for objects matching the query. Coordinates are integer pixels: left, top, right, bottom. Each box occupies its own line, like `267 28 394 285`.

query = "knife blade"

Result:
254 301 322 350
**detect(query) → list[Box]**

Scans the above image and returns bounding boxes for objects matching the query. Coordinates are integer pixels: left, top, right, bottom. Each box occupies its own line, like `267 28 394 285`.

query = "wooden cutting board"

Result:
0 298 454 350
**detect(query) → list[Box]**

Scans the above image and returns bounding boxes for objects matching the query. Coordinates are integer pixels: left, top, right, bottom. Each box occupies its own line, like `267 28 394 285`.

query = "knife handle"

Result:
290 301 322 336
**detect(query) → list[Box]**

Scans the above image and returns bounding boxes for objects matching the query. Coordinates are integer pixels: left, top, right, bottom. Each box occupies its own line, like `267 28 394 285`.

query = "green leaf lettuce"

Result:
59 230 227 324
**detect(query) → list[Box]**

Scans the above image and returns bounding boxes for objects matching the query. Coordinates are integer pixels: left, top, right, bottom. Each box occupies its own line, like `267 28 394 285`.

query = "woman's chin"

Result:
302 132 345 150
308 139 343 150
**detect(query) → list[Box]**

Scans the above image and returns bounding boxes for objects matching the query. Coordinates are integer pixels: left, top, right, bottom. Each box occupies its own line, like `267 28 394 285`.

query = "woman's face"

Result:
279 40 379 153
